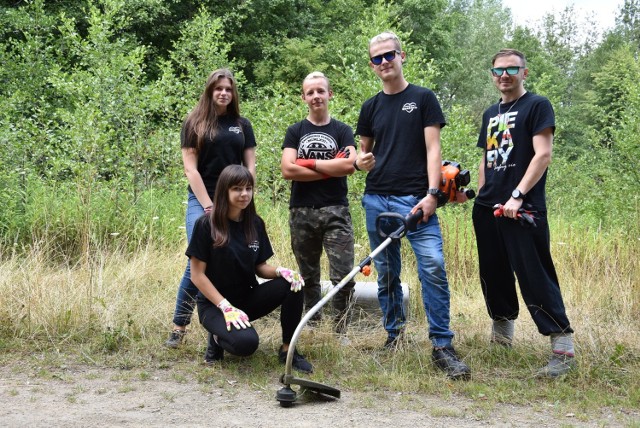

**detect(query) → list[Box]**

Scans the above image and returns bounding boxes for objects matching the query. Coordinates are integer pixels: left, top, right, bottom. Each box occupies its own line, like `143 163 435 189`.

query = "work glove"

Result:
295 158 331 179
276 267 305 292
295 158 316 170
335 147 350 159
493 204 537 228
217 298 251 331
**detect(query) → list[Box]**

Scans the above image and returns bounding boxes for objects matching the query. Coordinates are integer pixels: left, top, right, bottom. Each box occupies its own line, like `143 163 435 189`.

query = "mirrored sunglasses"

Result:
370 50 400 66
491 66 524 76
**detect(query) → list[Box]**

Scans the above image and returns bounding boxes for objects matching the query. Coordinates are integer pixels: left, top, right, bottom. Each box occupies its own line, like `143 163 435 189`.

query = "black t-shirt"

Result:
186 215 273 304
181 115 257 197
282 118 355 208
475 92 555 211
356 84 446 196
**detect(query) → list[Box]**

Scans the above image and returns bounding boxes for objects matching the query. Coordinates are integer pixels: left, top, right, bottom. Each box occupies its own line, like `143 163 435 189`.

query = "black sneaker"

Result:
164 329 186 348
279 346 313 374
382 330 405 350
432 347 471 380
383 335 400 350
204 333 224 364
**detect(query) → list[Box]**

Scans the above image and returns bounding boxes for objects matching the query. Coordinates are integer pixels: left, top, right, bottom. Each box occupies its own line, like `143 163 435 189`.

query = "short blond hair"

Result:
369 31 402 52
302 71 331 92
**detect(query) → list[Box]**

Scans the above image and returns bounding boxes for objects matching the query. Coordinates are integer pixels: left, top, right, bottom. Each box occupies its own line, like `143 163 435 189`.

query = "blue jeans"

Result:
362 194 455 348
172 192 204 327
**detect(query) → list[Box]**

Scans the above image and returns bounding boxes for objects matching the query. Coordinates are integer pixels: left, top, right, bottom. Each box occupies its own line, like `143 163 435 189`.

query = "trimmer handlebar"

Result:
376 210 423 240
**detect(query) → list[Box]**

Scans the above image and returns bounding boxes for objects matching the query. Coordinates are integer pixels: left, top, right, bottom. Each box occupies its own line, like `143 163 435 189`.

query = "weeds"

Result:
0 202 638 423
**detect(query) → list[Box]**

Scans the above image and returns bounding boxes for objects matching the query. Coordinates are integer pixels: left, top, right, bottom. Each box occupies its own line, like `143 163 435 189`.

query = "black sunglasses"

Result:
370 50 400 66
491 66 524 76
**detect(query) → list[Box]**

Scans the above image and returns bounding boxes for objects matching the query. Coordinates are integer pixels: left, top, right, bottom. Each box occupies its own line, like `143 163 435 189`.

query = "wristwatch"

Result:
427 188 439 196
511 189 526 199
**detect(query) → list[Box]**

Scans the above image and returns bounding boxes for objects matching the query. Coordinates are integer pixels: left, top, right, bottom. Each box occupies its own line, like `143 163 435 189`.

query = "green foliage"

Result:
0 0 639 249
418 0 509 117
244 82 305 204
157 5 241 120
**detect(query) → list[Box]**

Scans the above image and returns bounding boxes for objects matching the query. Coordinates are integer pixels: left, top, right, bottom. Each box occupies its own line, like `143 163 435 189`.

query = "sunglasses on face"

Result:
370 50 400 66
491 66 524 76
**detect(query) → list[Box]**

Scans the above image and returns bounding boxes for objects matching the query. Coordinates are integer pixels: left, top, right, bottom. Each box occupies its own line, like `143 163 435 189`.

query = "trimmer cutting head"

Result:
277 374 340 407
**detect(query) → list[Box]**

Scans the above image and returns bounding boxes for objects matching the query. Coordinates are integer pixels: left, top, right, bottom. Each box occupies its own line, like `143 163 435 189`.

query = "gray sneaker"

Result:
536 353 576 378
164 329 186 348
491 319 514 347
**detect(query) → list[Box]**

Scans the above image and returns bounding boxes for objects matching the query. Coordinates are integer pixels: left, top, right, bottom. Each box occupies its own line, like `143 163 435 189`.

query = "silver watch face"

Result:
512 190 522 199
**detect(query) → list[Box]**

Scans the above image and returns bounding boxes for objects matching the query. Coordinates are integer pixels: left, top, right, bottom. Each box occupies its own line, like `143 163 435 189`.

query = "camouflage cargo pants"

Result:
289 205 355 333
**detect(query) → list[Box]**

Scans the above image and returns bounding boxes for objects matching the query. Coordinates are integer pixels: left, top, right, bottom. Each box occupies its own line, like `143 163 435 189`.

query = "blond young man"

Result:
281 72 357 336
354 32 470 379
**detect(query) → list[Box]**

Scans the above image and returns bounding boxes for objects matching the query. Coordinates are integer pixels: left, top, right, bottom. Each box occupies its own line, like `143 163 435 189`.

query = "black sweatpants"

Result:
197 277 303 356
472 204 573 336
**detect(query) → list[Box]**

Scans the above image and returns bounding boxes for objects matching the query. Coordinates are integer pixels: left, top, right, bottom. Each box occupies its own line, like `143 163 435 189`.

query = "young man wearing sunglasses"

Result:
473 49 576 377
353 31 470 380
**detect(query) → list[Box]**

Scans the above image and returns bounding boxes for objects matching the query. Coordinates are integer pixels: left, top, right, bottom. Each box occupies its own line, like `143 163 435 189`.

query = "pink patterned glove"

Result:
217 298 251 331
276 267 305 292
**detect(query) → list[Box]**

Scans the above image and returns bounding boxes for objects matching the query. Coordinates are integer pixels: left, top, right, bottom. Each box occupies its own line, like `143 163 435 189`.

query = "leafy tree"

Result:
617 0 640 49
0 0 69 235
420 0 510 120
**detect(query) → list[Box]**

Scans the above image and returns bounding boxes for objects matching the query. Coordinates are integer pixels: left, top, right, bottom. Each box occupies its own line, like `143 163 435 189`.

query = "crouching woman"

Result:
187 164 313 373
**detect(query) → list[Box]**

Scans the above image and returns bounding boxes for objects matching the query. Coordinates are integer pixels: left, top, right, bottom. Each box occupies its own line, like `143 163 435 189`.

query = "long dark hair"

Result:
210 165 257 248
182 68 241 153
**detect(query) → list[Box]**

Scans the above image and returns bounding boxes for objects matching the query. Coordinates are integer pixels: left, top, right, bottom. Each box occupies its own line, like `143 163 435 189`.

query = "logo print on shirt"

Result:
298 132 338 160
229 126 241 134
485 111 517 170
402 102 418 113
248 241 259 252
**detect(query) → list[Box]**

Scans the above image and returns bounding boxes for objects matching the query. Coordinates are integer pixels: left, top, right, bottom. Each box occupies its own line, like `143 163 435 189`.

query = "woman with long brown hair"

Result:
187 165 312 373
165 69 257 348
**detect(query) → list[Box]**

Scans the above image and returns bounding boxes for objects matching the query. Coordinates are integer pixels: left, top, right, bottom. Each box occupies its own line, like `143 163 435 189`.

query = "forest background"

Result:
0 0 639 421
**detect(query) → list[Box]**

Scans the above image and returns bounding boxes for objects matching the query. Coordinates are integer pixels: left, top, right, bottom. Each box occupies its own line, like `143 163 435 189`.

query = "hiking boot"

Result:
203 333 224 364
432 347 471 380
382 329 405 350
536 353 576 378
382 335 400 350
279 346 313 374
164 329 186 348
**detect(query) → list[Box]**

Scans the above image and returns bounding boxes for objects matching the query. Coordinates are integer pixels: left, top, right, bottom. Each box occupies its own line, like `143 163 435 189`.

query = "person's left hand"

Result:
335 147 350 159
276 267 304 292
412 194 437 222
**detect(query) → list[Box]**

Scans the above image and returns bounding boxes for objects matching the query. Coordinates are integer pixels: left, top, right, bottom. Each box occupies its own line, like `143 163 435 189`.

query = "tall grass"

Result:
0 191 639 420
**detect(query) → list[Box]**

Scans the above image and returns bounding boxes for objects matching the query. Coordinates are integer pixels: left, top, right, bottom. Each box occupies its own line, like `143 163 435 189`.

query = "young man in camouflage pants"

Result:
281 71 357 335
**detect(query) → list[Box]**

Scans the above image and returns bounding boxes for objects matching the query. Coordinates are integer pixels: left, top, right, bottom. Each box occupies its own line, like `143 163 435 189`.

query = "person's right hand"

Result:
217 298 251 331
356 152 375 171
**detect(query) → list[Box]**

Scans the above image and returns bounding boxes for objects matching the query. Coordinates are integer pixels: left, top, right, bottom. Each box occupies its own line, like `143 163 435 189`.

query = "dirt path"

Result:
0 363 623 427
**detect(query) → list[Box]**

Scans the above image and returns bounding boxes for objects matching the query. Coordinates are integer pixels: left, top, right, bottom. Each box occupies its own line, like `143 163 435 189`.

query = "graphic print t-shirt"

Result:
282 118 355 208
475 92 555 211
186 215 273 304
